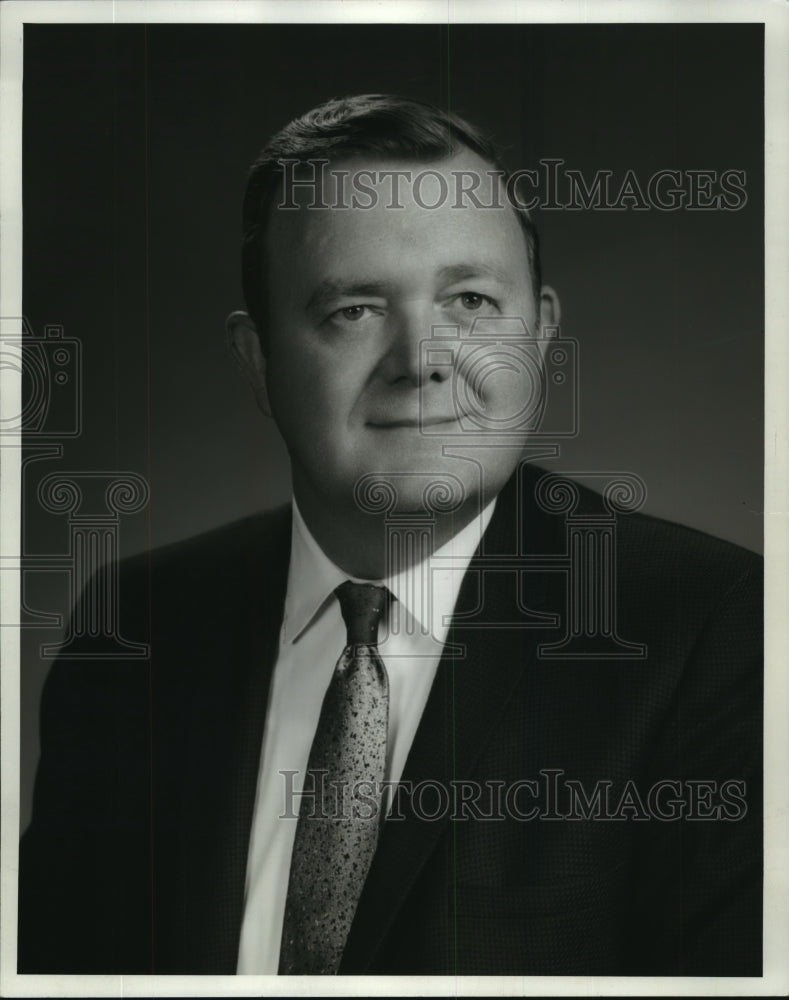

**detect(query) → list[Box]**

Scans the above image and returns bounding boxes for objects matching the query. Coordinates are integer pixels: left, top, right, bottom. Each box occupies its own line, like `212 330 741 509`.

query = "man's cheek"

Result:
463 366 538 432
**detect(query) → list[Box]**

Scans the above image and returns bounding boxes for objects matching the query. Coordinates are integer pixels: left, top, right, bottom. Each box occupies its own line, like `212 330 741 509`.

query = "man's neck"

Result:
292 484 490 580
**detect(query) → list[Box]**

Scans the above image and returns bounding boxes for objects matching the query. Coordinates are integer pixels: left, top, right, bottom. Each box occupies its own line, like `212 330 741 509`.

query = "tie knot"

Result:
335 581 389 645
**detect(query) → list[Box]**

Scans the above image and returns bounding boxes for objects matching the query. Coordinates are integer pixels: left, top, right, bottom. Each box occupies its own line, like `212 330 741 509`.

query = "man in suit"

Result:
18 94 762 976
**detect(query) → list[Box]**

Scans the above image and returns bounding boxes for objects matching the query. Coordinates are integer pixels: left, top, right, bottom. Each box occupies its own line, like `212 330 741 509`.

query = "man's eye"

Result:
457 292 493 311
324 303 384 329
335 305 370 321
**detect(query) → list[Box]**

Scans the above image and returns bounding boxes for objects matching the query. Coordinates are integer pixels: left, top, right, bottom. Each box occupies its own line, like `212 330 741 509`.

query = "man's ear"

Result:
538 285 561 330
225 310 271 417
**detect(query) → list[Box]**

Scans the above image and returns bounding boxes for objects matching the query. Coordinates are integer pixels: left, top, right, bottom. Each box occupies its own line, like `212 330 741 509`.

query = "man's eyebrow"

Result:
305 279 394 313
436 262 512 285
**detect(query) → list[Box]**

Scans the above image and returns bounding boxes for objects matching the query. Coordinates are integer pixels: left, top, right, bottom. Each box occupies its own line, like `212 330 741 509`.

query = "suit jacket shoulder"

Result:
19 504 293 973
350 467 763 976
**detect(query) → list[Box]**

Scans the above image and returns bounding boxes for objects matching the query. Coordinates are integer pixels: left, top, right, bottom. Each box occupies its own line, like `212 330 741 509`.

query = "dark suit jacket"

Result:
18 463 762 975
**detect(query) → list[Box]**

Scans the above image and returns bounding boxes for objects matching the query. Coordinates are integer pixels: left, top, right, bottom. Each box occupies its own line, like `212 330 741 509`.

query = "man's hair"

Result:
241 93 542 350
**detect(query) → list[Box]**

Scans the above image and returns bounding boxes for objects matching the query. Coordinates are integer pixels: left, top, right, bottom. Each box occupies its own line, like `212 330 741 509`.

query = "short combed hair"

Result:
241 94 542 348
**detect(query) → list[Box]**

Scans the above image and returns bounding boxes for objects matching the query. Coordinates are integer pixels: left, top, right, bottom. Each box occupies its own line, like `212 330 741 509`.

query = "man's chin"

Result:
349 455 486 520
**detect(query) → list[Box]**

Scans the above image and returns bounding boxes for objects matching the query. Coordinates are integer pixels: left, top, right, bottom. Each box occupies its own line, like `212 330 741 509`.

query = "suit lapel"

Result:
340 464 562 972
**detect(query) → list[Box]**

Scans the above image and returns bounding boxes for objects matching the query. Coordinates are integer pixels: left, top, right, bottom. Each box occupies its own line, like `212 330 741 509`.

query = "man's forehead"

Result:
265 148 529 274
291 147 508 204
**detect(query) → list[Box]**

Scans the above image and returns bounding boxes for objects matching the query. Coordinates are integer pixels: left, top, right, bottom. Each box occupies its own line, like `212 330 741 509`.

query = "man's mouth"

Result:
367 414 461 429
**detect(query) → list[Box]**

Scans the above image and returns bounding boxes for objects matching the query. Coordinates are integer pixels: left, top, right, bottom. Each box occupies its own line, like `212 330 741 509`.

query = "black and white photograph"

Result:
1 0 787 995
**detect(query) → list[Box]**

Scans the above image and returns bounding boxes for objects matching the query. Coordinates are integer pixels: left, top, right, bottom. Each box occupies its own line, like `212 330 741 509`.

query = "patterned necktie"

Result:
278 581 390 975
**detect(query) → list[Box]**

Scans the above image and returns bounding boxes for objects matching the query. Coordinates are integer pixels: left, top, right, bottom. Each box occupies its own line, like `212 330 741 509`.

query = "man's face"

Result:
261 148 546 521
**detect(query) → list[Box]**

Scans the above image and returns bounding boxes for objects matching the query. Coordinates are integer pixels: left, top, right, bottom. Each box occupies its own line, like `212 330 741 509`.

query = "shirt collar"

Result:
281 497 497 645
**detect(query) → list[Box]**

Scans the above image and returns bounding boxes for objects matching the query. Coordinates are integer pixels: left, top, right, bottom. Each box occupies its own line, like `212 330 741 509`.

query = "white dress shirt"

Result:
236 497 496 974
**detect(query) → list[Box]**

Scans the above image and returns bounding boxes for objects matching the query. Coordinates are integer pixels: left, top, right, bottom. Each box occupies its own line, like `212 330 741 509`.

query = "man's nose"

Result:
378 304 450 387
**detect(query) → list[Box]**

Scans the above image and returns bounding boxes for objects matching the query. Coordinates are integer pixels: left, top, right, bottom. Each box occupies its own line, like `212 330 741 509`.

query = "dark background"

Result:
19 23 764 831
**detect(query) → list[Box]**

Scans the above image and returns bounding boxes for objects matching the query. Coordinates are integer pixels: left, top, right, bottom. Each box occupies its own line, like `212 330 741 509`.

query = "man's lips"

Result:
367 415 461 428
